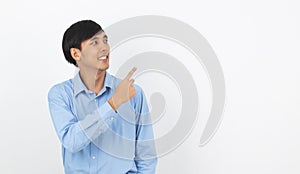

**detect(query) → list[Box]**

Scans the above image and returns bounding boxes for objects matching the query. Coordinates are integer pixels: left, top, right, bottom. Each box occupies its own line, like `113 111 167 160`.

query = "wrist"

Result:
108 97 120 111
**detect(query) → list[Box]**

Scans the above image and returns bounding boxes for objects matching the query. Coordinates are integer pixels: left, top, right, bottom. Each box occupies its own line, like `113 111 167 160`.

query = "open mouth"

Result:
97 55 109 61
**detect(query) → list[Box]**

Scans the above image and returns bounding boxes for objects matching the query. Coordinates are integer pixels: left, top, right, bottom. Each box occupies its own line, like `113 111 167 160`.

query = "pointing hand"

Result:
108 67 137 111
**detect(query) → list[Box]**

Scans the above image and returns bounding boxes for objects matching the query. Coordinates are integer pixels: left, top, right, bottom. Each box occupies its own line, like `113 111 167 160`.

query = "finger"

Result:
129 79 135 85
130 87 136 93
129 88 136 98
125 67 137 80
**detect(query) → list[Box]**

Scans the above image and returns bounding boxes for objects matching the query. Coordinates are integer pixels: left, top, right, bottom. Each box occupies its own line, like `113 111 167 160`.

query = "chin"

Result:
97 65 109 71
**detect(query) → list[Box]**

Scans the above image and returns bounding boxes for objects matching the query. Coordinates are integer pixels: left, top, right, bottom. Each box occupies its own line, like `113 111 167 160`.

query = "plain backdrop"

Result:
0 0 300 173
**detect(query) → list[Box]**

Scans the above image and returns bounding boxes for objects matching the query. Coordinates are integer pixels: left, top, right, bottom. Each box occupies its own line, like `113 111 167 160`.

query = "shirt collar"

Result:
72 71 113 96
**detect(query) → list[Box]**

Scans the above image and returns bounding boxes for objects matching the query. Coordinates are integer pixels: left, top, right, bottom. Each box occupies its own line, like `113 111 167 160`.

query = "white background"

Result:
0 0 300 173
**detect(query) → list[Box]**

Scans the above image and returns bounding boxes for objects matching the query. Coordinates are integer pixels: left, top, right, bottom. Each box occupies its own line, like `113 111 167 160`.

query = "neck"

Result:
79 68 106 95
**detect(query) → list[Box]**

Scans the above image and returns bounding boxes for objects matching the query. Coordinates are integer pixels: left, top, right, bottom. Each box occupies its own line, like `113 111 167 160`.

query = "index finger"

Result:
125 67 137 80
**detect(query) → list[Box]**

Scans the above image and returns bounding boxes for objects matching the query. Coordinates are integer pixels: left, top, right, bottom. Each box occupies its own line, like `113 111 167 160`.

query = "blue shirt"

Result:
48 71 157 174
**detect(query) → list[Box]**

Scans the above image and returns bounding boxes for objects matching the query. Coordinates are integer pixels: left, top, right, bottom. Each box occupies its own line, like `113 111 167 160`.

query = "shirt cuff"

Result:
97 101 119 125
79 101 119 141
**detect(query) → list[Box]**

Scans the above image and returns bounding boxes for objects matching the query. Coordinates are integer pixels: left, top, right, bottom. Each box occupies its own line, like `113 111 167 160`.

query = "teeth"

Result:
98 55 107 60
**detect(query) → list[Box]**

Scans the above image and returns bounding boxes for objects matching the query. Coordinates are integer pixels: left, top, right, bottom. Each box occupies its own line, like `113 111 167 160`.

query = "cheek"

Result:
83 48 98 58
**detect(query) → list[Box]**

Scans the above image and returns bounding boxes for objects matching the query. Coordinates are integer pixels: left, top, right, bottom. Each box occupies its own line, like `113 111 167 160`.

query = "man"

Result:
48 20 157 174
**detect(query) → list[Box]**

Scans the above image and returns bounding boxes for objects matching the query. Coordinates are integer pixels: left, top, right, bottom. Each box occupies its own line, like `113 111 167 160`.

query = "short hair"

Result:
62 20 103 67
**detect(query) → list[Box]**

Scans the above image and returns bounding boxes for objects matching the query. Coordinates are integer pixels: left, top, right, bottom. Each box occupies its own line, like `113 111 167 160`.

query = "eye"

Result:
91 40 98 45
103 38 108 44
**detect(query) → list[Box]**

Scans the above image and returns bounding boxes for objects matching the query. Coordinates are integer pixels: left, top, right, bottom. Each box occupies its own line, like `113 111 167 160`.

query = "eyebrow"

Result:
90 35 108 41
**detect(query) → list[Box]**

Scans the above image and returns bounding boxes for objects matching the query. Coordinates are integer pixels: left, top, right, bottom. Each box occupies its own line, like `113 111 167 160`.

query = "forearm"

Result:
48 86 117 153
135 157 157 174
58 109 109 153
135 136 158 173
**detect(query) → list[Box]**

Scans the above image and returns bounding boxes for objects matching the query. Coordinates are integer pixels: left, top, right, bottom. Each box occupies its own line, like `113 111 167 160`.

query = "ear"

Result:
70 48 81 61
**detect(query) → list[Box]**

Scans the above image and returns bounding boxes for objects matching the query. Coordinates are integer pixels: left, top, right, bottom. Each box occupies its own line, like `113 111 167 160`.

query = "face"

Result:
72 31 110 72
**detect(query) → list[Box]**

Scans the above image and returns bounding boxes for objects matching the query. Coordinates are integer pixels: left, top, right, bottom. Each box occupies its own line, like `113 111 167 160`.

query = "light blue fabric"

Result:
48 71 157 174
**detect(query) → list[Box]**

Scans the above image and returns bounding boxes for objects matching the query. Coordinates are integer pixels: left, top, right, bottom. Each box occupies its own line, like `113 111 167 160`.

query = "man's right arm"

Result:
48 85 117 153
48 67 138 153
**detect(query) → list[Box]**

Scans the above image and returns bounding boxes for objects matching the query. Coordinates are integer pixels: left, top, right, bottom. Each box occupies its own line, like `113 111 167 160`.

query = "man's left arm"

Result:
133 85 158 174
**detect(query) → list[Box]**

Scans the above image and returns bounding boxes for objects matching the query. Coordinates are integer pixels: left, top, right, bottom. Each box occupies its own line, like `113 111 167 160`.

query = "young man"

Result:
48 20 157 174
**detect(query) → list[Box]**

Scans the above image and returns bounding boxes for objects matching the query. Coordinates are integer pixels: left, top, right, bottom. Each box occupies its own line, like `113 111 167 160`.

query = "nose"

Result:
99 43 110 55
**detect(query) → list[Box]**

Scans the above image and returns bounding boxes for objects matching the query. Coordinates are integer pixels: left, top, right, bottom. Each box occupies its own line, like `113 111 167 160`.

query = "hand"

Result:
109 67 137 111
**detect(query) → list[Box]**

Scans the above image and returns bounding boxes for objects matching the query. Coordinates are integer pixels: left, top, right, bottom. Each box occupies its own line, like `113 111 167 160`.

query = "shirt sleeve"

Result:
133 85 158 174
48 85 118 153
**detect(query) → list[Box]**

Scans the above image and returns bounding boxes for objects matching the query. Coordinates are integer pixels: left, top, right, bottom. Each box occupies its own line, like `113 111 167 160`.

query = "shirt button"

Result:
92 156 96 160
110 116 114 121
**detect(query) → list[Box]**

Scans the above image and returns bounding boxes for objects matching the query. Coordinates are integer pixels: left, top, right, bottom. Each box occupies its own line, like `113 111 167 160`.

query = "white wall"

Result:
0 0 299 173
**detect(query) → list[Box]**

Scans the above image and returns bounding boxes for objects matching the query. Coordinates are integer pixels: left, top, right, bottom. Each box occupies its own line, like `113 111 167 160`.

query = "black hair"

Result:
62 20 103 67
